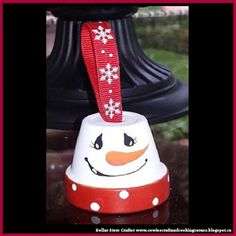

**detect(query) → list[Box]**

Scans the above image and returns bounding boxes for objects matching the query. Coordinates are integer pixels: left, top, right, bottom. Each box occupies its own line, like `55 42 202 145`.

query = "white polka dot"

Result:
152 210 159 218
109 53 113 57
167 175 170 182
91 216 101 224
119 190 129 199
90 202 100 211
72 184 77 191
50 164 55 170
101 50 105 54
152 197 159 206
109 89 112 94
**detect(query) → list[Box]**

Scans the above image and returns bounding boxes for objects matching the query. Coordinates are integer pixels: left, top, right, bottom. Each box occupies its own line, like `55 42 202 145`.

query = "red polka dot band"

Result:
81 21 123 122
65 171 170 214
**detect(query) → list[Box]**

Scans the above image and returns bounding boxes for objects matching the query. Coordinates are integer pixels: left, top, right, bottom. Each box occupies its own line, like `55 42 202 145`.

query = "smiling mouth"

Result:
84 157 148 177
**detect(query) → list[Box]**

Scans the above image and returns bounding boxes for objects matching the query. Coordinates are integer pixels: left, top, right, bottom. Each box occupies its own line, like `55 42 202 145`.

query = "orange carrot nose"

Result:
106 145 149 166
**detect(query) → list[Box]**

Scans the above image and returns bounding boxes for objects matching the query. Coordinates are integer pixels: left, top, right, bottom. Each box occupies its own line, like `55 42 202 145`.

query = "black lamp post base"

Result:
47 79 188 130
47 6 188 130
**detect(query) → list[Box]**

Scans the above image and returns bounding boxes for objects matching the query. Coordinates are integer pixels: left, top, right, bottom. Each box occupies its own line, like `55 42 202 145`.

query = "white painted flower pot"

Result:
65 111 170 214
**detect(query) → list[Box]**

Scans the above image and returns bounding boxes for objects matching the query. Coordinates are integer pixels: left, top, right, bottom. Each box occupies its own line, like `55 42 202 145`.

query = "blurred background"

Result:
134 6 188 144
47 6 188 143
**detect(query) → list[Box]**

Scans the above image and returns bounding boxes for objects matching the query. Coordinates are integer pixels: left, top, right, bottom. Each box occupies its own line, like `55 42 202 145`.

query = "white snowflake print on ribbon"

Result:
104 98 121 119
99 63 119 84
92 25 113 44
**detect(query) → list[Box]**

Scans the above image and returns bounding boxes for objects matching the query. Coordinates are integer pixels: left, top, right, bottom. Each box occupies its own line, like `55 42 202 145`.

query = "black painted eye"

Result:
124 133 137 147
91 134 103 150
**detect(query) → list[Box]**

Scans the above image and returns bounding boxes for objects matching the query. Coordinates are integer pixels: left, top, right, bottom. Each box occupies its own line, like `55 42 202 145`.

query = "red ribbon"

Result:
81 21 123 122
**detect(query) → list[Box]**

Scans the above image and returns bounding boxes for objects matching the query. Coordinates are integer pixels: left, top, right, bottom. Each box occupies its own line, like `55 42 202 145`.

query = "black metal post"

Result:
47 6 188 130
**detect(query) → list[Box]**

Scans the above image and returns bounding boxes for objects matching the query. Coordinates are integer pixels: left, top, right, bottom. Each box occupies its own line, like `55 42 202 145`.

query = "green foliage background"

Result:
134 10 188 141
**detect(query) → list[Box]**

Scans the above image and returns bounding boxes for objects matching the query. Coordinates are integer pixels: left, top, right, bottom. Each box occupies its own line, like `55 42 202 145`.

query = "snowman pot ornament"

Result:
65 21 170 214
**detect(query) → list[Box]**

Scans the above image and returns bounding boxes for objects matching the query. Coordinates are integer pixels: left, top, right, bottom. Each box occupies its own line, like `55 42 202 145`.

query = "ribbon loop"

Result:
81 21 123 122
